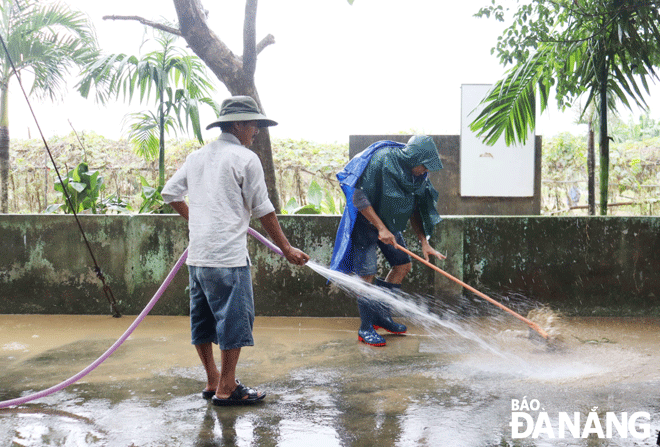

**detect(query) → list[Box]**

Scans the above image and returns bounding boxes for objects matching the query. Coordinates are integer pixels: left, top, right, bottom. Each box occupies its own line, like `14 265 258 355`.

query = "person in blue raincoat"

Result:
330 135 446 346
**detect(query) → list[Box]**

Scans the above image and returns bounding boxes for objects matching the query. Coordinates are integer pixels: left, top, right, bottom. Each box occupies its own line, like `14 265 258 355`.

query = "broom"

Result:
393 243 549 340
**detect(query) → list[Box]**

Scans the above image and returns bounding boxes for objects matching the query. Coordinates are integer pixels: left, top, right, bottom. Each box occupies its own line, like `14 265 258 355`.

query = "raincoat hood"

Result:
399 135 443 171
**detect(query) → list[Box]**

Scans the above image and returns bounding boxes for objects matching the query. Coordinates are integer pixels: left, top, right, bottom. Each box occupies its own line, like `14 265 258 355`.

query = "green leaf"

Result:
142 185 157 200
283 197 299 214
323 192 337 215
72 162 88 182
45 203 64 213
69 181 87 193
307 180 323 208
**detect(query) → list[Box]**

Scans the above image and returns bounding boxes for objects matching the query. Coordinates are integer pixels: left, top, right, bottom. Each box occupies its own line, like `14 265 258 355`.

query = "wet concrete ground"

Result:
1 314 659 447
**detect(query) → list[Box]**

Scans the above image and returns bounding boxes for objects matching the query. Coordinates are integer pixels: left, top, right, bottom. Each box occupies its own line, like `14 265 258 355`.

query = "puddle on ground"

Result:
0 314 659 446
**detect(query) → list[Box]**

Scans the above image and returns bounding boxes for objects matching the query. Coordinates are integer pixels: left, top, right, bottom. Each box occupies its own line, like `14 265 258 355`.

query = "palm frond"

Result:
76 27 219 174
1 0 98 100
125 111 161 161
470 47 552 146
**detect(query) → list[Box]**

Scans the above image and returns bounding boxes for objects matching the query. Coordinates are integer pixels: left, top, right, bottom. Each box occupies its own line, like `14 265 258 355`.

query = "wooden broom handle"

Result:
393 243 549 339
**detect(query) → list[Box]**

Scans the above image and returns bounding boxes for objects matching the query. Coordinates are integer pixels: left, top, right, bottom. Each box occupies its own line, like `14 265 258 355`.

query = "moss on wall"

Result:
1 215 658 317
461 216 660 316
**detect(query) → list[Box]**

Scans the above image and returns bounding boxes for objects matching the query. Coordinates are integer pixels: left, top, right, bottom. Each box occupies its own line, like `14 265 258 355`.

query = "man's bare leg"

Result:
385 262 411 285
195 343 220 394
215 347 241 398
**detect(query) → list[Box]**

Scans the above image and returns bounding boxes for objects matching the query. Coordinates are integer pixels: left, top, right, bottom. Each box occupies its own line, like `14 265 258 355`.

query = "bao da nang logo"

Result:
510 398 651 440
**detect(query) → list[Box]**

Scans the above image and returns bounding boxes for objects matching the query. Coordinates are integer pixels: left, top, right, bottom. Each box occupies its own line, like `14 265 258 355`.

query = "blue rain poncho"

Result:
329 137 442 274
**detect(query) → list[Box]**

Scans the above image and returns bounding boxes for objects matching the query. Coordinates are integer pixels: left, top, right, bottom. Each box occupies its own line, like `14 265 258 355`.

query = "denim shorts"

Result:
351 213 411 277
188 265 255 350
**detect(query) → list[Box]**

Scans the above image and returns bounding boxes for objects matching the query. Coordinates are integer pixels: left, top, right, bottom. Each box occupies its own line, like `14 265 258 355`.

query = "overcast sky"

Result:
9 0 658 143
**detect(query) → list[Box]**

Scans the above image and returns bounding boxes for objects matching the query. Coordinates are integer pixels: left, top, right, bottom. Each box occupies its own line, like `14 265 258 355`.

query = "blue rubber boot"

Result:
357 298 386 346
372 278 407 334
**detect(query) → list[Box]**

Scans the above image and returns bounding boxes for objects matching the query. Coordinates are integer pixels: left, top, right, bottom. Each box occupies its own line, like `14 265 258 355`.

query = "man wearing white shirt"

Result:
162 96 309 406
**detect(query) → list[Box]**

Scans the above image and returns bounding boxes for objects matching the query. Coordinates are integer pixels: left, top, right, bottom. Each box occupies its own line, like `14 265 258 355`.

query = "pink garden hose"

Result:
0 228 285 409
247 227 283 257
0 248 189 409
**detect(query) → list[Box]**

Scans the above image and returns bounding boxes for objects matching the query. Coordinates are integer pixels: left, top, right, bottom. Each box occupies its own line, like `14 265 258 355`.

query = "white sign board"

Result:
460 84 535 197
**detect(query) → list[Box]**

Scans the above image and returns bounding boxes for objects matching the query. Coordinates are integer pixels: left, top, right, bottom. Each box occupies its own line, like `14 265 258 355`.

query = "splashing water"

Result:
304 261 629 384
526 306 564 342
306 261 510 357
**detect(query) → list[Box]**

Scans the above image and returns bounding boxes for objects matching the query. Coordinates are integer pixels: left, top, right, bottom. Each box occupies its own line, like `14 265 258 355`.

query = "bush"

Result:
8 133 348 214
543 131 660 216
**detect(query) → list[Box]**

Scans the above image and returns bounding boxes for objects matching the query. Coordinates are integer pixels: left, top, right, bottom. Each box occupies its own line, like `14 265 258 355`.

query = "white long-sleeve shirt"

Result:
162 133 275 267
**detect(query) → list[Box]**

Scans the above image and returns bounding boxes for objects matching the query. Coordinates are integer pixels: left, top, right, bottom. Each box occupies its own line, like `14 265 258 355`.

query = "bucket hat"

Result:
206 96 278 130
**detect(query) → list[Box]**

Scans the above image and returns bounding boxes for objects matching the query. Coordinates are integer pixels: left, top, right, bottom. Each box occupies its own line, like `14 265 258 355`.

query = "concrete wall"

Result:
349 135 543 215
460 217 660 315
1 215 659 317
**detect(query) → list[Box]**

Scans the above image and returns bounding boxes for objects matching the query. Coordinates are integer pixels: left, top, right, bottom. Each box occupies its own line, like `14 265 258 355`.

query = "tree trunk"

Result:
0 83 9 213
587 121 595 215
172 0 281 211
159 92 166 188
0 126 8 214
598 66 609 216
254 127 279 209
